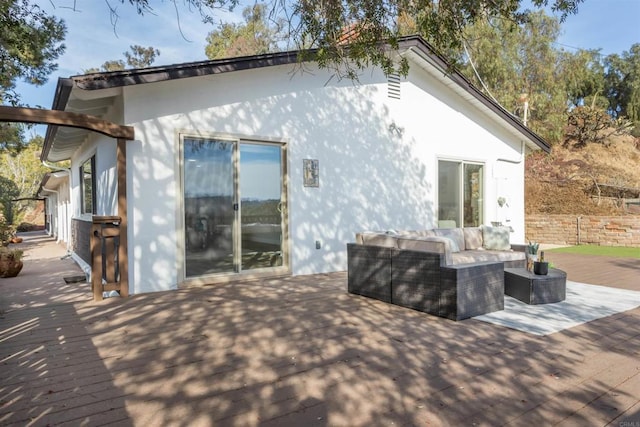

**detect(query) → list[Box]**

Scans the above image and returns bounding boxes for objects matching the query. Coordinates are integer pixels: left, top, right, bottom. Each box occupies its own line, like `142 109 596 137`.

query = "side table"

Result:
504 268 567 305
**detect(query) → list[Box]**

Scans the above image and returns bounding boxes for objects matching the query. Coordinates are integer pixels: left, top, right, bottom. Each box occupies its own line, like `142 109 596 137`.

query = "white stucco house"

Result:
38 36 549 295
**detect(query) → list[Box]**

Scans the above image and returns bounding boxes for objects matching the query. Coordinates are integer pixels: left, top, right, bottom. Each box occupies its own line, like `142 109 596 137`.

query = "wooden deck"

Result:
1 233 639 426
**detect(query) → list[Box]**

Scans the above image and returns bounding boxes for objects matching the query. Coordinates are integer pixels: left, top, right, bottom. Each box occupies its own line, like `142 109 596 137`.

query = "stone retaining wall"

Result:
525 215 640 247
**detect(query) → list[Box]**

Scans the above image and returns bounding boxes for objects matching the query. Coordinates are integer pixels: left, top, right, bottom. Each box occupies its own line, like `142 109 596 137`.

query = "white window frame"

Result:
437 158 485 228
79 155 96 216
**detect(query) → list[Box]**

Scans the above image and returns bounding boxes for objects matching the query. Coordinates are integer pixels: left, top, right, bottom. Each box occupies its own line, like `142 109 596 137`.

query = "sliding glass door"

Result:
182 136 286 278
239 143 284 271
438 160 484 228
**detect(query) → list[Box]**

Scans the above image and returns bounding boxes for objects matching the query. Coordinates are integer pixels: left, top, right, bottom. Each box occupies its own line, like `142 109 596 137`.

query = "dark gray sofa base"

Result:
347 245 393 303
347 244 505 320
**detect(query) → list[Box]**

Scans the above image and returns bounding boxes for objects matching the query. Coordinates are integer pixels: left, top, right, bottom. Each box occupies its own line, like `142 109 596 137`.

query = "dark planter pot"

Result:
0 259 23 278
533 261 549 275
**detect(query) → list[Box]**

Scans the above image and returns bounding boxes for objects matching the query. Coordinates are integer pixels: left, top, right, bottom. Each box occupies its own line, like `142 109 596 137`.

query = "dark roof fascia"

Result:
396 36 551 153
40 78 74 162
72 50 311 91
36 172 52 198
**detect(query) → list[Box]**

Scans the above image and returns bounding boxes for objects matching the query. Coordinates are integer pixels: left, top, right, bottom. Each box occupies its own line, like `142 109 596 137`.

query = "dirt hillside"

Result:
525 134 640 215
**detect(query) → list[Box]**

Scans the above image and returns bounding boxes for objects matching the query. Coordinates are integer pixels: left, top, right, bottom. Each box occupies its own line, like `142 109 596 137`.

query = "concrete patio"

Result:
1 232 638 426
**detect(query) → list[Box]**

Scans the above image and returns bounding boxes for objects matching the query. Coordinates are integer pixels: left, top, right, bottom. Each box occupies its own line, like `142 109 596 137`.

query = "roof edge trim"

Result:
72 51 308 91
41 78 74 162
398 36 550 152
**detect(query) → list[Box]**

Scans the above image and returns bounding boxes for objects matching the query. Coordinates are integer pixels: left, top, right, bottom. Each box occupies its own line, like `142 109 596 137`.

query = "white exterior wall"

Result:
43 178 71 247
113 61 528 294
69 101 122 218
55 179 71 246
45 192 57 237
59 100 123 275
398 66 526 236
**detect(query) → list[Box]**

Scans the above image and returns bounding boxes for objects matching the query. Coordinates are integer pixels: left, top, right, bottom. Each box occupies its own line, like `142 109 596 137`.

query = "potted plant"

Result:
0 248 24 278
533 261 549 275
533 251 549 275
526 241 539 272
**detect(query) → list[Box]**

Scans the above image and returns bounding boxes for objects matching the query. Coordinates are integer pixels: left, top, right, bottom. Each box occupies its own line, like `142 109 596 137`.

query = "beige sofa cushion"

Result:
434 228 466 251
451 249 525 265
403 229 436 238
356 226 520 267
357 232 399 248
481 225 511 251
396 236 456 265
463 227 483 250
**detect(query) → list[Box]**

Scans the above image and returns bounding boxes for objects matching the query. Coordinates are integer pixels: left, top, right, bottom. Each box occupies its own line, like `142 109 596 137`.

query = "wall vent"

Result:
388 73 401 99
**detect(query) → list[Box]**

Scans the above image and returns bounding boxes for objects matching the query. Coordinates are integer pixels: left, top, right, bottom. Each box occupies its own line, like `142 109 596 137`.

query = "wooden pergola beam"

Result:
0 106 134 140
0 105 133 301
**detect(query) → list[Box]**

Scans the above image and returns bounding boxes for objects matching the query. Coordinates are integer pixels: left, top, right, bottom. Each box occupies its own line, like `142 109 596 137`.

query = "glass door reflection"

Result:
184 138 235 277
239 143 284 271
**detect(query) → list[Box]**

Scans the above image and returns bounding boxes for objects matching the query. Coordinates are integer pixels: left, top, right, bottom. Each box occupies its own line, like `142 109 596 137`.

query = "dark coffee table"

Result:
504 268 567 305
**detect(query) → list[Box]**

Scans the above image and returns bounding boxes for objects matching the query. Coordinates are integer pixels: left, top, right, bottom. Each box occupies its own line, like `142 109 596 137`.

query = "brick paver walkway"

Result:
1 233 638 426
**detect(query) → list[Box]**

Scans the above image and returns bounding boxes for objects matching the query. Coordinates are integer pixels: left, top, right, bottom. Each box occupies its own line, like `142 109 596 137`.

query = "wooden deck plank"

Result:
1 232 639 426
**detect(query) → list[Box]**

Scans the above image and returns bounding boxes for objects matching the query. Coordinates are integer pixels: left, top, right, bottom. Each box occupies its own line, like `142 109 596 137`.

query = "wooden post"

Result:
90 221 103 301
91 216 122 300
117 138 129 297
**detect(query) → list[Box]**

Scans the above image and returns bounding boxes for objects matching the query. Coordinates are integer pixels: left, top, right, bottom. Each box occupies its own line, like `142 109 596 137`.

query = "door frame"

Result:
176 130 290 286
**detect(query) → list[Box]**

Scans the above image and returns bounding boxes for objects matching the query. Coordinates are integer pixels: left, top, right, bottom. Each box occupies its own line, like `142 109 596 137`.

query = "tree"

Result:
108 0 583 79
125 45 161 68
0 135 49 224
604 44 640 136
560 49 605 110
452 11 634 145
457 11 569 143
1 0 66 154
0 122 25 153
564 106 623 148
0 176 19 224
0 0 67 104
83 45 160 73
205 4 282 59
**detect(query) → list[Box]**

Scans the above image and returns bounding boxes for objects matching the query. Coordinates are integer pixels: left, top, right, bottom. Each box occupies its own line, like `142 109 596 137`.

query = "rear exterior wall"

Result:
112 62 528 294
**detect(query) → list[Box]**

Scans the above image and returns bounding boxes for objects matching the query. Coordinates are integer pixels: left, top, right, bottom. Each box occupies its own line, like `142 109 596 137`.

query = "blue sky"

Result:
16 0 640 112
537 0 640 56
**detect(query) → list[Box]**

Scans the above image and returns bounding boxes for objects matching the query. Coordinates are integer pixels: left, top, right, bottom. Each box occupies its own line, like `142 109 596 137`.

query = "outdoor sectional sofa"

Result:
347 226 526 320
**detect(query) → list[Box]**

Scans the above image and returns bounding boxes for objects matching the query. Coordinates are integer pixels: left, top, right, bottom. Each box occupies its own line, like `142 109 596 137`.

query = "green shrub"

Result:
16 222 39 232
0 216 15 246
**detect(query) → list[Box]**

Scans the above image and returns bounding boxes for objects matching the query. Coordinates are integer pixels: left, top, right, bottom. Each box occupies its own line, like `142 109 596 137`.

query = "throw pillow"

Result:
463 227 483 250
481 225 511 251
441 237 461 253
434 228 466 251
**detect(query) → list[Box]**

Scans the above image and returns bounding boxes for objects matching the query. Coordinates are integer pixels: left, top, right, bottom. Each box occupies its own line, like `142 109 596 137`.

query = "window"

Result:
438 160 484 227
80 156 96 215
